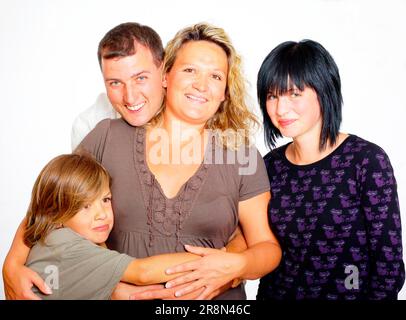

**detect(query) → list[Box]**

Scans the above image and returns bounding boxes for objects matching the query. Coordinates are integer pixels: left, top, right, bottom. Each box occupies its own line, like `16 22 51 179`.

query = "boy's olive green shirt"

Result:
26 228 134 299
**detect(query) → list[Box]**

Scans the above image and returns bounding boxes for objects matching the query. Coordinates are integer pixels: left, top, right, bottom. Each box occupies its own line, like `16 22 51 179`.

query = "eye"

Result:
136 75 147 81
267 93 277 101
212 74 222 81
291 91 301 98
103 196 112 203
289 88 302 98
183 68 194 73
109 81 121 87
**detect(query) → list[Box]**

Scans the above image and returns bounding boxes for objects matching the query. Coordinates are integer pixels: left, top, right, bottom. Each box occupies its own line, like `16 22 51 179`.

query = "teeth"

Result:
126 102 145 111
186 94 207 103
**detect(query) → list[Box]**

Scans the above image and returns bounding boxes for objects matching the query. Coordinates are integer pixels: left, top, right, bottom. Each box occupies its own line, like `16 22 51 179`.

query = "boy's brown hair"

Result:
24 153 110 247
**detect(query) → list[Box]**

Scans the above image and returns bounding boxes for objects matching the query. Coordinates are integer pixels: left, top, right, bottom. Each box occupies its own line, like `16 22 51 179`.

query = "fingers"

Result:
164 287 205 300
165 271 201 288
206 288 221 300
206 282 231 300
31 272 52 295
130 288 171 300
174 280 206 298
21 289 42 300
129 284 185 300
196 286 214 300
166 261 199 275
4 287 14 300
231 278 243 288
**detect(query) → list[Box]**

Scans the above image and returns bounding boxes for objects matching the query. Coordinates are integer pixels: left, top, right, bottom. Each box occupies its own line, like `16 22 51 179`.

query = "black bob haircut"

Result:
257 39 343 150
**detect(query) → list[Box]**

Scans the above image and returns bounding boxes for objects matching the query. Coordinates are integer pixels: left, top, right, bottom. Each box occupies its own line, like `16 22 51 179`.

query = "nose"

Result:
275 96 290 116
193 73 208 92
123 85 136 106
94 202 108 220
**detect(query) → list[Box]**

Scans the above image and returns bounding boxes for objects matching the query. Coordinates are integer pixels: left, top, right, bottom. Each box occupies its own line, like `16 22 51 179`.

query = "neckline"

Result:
138 126 211 201
281 134 355 168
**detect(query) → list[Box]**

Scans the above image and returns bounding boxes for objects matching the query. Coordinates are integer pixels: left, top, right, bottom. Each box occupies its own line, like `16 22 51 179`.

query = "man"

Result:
71 22 165 150
3 22 244 300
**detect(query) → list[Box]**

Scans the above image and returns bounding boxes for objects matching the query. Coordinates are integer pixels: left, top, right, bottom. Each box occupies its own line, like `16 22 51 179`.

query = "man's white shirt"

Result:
71 93 119 151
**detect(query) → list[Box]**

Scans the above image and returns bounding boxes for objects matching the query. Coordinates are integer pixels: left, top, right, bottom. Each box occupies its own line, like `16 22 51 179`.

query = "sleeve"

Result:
238 147 270 201
71 93 117 152
74 118 111 163
71 114 93 151
360 145 405 299
60 238 134 300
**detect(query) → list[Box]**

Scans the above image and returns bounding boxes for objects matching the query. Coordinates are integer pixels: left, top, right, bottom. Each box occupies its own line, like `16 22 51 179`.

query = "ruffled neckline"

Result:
133 126 211 249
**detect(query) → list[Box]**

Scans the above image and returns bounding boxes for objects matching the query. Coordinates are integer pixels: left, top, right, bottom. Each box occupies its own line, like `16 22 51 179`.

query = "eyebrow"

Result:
181 63 227 74
268 86 300 94
104 70 151 82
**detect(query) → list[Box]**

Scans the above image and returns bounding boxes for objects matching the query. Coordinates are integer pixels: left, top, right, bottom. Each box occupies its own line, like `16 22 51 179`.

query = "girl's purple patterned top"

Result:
258 134 404 300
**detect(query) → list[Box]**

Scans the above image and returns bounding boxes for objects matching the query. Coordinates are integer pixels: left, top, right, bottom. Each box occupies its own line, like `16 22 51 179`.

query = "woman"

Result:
256 39 404 300
77 23 281 300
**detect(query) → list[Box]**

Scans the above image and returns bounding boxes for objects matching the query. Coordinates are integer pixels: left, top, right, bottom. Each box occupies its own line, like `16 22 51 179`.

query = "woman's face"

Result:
163 40 228 125
266 85 322 140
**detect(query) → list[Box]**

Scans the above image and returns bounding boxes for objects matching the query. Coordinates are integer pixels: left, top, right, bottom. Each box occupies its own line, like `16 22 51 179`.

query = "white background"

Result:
1 0 405 300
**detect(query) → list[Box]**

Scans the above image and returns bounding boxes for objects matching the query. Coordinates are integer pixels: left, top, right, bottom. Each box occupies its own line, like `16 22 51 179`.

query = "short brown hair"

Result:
24 153 110 247
97 22 164 68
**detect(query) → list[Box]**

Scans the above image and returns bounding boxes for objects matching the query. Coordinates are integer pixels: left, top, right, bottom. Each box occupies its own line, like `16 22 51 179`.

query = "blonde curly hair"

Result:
151 22 258 150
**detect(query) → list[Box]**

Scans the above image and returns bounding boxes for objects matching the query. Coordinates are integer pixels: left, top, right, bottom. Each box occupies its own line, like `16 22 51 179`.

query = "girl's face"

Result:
163 40 228 126
63 185 113 244
266 85 322 141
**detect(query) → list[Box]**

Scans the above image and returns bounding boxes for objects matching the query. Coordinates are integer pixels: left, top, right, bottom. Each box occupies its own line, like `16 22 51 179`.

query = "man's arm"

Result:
111 282 165 300
2 218 51 299
225 225 247 253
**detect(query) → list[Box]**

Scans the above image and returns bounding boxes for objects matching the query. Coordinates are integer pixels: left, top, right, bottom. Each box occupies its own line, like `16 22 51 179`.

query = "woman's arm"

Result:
360 148 405 299
164 191 282 298
236 191 281 278
2 218 51 299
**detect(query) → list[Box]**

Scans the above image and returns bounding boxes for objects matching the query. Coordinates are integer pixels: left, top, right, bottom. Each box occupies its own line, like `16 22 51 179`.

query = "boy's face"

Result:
64 185 114 244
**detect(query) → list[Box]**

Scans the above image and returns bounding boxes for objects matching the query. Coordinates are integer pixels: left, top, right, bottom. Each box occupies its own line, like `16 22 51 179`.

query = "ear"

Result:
220 93 226 102
162 73 168 88
220 88 227 103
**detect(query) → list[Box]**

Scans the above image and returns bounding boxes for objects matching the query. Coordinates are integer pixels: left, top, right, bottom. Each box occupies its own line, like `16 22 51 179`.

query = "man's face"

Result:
101 45 164 126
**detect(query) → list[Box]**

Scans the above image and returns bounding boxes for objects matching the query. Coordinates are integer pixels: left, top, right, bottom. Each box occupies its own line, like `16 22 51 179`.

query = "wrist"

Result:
5 253 26 269
233 252 248 280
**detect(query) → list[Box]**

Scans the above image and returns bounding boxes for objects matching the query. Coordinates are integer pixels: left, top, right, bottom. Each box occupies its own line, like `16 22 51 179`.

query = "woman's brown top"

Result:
78 118 270 299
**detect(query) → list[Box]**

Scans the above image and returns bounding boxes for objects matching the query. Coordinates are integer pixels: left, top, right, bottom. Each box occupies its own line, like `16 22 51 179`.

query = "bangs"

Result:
79 168 111 205
263 52 315 98
60 153 111 211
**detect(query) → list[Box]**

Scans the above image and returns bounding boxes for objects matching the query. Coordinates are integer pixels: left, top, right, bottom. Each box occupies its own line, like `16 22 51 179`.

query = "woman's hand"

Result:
3 263 52 300
164 244 246 299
